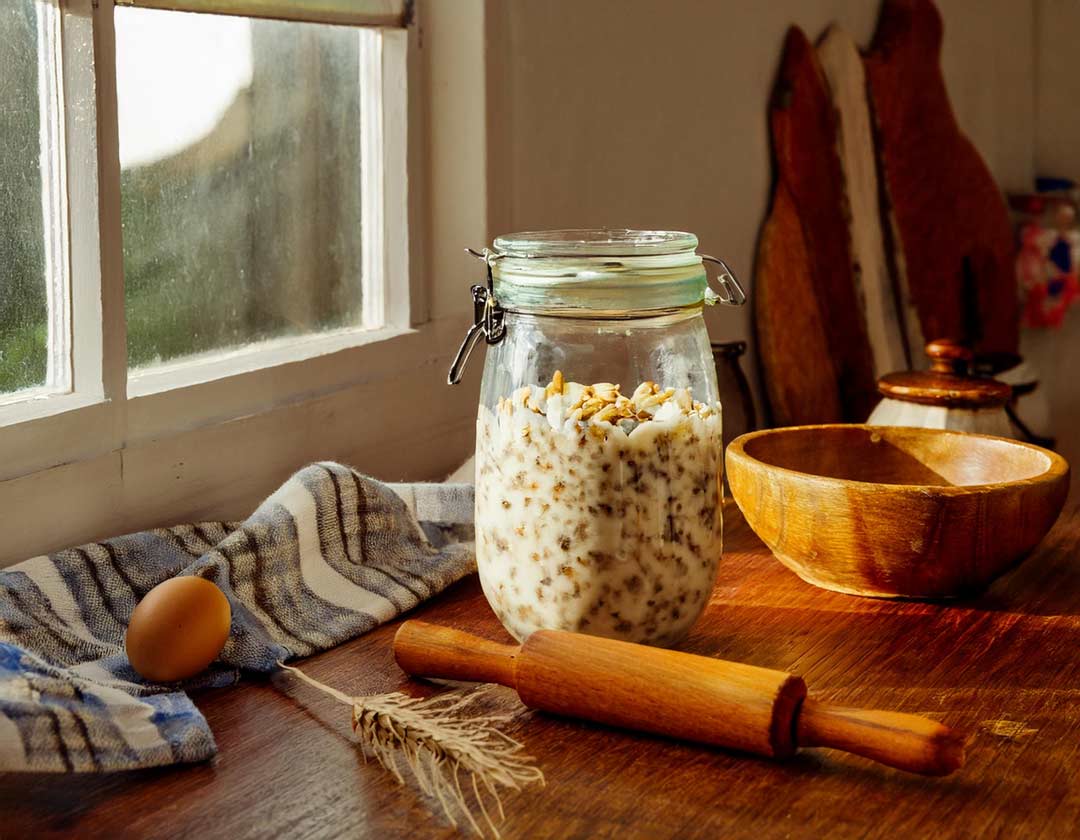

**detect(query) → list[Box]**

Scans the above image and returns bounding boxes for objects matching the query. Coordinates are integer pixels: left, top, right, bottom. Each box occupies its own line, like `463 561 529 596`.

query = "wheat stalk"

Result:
278 663 544 837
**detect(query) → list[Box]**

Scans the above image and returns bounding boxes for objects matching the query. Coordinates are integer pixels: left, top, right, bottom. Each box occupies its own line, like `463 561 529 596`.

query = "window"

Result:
116 9 369 369
0 0 67 398
3 1 411 405
0 0 450 565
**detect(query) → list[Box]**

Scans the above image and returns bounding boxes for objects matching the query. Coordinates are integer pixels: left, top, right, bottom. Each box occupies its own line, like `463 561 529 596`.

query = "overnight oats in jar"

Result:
449 230 745 647
477 374 723 645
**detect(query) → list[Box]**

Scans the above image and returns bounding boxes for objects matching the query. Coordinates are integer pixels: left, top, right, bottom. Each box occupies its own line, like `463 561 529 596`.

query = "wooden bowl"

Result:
726 425 1070 597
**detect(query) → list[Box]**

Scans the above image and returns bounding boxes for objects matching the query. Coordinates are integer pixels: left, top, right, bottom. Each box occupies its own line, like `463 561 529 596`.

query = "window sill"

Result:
128 325 414 398
126 324 422 444
0 389 102 426
0 320 469 483
0 393 117 483
0 314 478 566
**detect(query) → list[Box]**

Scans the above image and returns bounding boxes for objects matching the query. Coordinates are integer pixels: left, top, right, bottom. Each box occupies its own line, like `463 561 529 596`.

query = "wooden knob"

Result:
877 337 1011 409
925 338 973 374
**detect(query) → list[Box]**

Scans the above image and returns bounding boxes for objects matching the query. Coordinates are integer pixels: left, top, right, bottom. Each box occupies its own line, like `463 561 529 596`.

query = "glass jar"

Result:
449 230 745 647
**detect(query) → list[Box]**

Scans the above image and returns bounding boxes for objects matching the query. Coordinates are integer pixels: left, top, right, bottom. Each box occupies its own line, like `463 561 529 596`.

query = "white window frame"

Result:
0 0 490 566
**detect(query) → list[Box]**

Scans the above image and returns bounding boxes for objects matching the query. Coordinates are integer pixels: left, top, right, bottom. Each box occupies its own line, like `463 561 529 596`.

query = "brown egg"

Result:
125 577 232 682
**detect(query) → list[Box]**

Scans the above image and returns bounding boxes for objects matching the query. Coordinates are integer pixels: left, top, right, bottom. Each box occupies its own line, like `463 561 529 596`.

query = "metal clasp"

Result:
701 255 747 307
447 249 506 385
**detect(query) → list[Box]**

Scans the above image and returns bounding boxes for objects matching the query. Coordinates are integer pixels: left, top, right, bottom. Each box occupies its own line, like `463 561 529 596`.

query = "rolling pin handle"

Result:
795 698 966 776
393 620 519 688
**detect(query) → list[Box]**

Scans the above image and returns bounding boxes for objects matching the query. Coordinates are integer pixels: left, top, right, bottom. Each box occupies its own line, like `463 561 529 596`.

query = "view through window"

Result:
0 0 50 395
116 7 367 370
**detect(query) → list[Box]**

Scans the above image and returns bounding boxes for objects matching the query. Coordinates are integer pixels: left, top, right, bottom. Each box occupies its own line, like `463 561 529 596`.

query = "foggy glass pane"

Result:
0 0 49 394
116 8 364 370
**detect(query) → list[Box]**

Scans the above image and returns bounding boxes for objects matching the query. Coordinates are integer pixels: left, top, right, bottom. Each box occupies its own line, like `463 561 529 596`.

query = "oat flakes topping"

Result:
500 371 713 435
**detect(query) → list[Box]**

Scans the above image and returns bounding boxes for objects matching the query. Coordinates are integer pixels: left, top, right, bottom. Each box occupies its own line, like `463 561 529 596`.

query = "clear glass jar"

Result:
450 230 745 647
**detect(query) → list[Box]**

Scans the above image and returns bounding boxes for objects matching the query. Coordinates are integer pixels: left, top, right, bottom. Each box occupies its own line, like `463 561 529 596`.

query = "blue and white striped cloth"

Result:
0 463 475 772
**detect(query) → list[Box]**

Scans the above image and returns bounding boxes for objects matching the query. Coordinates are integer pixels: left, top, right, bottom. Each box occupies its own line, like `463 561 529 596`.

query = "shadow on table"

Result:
966 498 1080 618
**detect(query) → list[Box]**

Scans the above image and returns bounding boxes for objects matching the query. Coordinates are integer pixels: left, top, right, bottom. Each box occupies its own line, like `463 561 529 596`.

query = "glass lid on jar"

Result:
493 229 699 258
489 229 715 315
447 229 744 384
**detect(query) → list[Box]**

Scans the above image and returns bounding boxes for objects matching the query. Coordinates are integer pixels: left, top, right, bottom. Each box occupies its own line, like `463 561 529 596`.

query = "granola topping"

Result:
476 372 723 646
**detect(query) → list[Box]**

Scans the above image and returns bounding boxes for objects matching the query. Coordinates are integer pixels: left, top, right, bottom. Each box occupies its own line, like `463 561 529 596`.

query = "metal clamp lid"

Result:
701 255 747 307
447 248 746 385
447 249 506 385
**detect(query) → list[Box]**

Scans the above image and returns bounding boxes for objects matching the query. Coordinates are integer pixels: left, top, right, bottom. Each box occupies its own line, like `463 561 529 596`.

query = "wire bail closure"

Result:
701 255 747 307
447 248 745 385
447 249 506 385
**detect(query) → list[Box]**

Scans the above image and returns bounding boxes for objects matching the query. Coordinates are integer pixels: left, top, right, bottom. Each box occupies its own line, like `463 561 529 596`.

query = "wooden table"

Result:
4 499 1080 839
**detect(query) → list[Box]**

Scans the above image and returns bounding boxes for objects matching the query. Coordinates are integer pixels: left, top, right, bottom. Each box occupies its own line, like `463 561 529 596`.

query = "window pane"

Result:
0 0 49 395
116 8 365 370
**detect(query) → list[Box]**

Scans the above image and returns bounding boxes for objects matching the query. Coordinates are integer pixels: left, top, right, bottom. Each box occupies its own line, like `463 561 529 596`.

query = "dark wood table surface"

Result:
4 498 1080 839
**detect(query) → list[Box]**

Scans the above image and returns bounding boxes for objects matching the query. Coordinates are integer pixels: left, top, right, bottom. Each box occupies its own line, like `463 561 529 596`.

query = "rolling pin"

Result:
393 621 965 776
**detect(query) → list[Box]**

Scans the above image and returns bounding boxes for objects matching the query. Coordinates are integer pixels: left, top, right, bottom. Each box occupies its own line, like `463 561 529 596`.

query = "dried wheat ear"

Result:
279 663 545 838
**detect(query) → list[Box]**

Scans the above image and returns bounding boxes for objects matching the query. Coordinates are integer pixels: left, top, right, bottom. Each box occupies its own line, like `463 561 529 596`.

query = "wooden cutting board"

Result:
755 27 878 426
864 0 1019 358
816 25 912 378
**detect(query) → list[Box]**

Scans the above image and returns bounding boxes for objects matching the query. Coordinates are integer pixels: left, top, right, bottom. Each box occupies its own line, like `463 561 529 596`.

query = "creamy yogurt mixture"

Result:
476 372 723 646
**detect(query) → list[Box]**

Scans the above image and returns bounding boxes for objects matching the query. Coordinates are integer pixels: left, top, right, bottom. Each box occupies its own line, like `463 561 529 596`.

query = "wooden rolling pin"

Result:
393 621 965 776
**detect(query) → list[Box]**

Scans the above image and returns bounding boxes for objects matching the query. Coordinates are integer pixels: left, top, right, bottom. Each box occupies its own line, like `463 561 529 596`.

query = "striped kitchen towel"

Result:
0 463 476 773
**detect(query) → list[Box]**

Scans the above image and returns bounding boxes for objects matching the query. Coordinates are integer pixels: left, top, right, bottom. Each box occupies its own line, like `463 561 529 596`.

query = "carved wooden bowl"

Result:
726 425 1070 598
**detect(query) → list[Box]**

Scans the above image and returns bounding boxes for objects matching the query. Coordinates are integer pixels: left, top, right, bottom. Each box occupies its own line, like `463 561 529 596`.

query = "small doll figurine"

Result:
1019 200 1080 328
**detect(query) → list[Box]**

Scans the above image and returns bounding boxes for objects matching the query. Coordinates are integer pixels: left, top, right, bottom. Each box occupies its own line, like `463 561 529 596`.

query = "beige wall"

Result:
1034 0 1079 178
1029 1 1080 463
484 0 1036 405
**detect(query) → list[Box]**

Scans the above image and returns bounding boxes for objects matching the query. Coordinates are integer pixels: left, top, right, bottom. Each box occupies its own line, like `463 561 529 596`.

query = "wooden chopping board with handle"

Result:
864 0 1019 358
755 27 878 426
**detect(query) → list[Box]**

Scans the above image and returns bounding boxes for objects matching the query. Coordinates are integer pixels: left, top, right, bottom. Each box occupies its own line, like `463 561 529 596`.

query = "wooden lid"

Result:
877 339 1012 409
